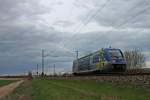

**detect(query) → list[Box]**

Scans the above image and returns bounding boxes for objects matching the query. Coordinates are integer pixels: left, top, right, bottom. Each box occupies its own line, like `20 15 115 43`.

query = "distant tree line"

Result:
124 49 146 69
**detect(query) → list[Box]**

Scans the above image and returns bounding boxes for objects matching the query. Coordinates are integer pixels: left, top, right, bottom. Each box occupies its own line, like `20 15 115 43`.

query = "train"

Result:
73 48 127 75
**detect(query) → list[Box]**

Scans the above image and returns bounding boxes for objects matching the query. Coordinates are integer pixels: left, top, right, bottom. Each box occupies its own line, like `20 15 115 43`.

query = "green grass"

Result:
3 79 150 100
0 80 16 87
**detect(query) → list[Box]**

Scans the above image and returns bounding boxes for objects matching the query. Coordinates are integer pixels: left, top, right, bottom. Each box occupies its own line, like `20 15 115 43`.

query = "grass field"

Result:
0 80 16 87
3 79 150 100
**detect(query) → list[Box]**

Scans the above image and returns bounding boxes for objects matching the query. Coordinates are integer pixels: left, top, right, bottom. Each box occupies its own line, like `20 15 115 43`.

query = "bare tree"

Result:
124 49 145 69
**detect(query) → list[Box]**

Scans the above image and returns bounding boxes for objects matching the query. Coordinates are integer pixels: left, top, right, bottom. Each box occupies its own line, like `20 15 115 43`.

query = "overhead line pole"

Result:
75 50 78 60
75 50 79 71
53 64 55 76
42 49 44 76
37 64 38 76
49 65 51 76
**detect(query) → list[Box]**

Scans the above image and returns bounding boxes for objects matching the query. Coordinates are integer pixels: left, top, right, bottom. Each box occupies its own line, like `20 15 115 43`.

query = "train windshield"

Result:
108 49 123 59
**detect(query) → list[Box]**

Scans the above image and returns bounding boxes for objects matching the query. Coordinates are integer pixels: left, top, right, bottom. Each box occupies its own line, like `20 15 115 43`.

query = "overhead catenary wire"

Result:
77 0 150 34
66 0 149 54
37 0 150 68
106 0 149 28
75 0 149 37
60 0 111 55
75 0 111 33
108 0 150 36
116 5 150 28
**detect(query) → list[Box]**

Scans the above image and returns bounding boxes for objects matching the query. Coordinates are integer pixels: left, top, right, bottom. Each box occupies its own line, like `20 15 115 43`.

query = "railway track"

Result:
50 72 150 81
71 68 150 76
71 71 150 77
49 71 150 88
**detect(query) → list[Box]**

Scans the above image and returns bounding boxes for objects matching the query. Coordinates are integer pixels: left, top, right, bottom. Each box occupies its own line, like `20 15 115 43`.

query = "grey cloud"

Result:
53 20 74 27
0 0 150 75
78 0 150 29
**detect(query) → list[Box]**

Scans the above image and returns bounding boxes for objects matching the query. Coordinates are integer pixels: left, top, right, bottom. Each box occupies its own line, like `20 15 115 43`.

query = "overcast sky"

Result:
0 0 150 75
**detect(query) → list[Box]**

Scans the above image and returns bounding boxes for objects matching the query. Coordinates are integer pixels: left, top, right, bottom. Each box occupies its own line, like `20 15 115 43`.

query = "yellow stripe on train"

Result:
96 62 104 68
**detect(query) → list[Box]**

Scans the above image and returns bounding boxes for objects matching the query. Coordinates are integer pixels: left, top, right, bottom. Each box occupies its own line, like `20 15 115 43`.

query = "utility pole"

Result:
49 65 51 76
75 50 78 59
75 50 79 71
53 64 55 76
24 70 26 76
42 49 44 76
37 64 38 76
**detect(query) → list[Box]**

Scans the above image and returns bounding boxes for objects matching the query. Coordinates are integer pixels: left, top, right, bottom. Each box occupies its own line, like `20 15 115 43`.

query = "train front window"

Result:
108 50 123 59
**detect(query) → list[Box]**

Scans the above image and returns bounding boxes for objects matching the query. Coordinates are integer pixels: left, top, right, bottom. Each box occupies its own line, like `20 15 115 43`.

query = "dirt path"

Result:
0 78 24 81
0 80 24 99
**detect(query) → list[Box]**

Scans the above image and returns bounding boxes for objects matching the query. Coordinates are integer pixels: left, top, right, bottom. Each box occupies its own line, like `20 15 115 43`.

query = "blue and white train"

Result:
73 48 127 75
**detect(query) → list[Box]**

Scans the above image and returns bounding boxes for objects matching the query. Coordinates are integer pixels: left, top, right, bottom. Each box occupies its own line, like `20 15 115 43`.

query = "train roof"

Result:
103 48 121 51
74 49 103 61
73 48 122 61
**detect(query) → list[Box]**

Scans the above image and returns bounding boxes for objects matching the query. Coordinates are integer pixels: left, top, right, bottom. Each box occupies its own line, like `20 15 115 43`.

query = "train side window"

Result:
93 54 99 63
99 57 101 61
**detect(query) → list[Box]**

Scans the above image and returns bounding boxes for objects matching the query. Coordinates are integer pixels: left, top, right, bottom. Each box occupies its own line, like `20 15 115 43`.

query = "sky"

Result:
0 0 150 75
